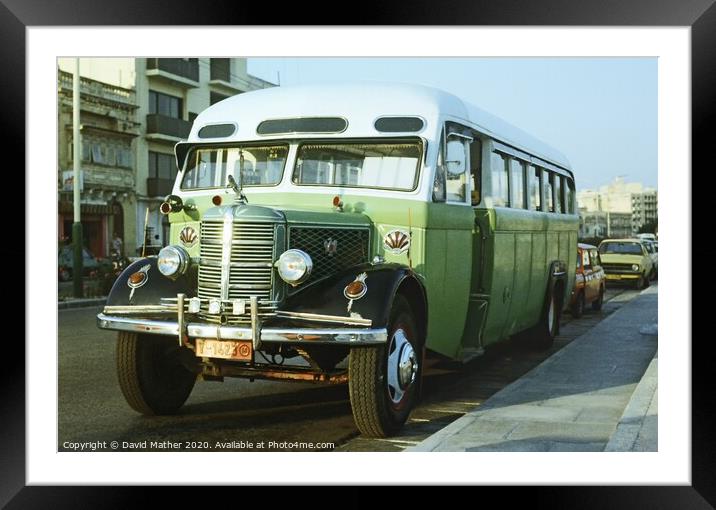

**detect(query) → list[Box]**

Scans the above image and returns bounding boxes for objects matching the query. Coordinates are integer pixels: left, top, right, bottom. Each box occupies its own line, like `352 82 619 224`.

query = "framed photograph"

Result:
9 0 707 504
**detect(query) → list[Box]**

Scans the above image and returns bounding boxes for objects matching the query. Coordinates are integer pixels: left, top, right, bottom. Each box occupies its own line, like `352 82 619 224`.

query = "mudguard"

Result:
282 262 427 332
545 260 568 334
106 257 197 306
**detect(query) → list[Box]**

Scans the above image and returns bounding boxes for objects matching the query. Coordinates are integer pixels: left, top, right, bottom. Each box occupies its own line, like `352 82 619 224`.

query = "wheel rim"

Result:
548 297 555 331
387 328 418 405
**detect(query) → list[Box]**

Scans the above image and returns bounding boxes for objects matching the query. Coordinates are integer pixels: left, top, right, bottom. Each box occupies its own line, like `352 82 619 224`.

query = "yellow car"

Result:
598 239 654 290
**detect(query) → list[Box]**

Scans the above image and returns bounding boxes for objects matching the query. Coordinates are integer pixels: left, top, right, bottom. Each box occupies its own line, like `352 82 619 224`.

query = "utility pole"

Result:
72 58 84 298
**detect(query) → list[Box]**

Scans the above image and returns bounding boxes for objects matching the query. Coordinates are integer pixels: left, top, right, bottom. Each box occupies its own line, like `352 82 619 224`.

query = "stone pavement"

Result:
407 286 658 452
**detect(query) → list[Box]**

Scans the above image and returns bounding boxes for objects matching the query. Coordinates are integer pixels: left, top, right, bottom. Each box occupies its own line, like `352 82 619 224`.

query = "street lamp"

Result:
72 57 83 298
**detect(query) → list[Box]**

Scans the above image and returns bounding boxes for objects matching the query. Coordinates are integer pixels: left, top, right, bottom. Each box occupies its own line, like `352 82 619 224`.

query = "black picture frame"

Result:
8 0 707 505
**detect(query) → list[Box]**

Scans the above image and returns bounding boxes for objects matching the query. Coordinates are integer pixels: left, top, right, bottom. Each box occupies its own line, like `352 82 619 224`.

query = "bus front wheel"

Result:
116 332 197 415
348 295 423 438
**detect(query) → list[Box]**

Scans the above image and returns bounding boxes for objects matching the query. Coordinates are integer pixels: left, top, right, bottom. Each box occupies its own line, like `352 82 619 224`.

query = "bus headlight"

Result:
157 245 190 279
631 264 640 271
276 249 312 286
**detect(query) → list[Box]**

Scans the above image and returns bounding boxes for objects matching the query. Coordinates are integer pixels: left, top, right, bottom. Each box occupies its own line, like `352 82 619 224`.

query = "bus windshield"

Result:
293 140 422 191
181 144 289 190
599 242 643 255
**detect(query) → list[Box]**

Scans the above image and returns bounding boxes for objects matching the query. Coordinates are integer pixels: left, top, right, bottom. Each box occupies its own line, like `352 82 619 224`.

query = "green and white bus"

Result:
97 82 578 437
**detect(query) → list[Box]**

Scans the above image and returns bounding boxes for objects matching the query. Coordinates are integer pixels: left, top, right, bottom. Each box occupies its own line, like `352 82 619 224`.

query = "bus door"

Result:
462 135 490 353
424 123 475 359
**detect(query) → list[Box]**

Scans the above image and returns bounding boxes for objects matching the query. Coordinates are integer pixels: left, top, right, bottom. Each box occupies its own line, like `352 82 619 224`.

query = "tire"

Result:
635 274 645 290
116 331 197 415
348 295 423 438
528 285 559 351
571 291 585 318
591 286 604 311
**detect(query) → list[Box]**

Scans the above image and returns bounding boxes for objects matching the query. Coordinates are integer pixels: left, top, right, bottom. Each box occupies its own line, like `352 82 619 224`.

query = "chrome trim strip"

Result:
96 313 387 345
250 296 261 350
103 305 177 314
220 207 234 299
275 310 372 327
177 293 185 346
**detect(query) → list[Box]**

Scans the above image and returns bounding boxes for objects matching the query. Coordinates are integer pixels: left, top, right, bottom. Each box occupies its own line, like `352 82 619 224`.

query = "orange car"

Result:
569 243 606 317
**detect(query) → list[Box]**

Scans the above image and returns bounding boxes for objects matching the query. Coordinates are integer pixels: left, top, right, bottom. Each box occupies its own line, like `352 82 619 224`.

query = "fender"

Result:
543 259 568 334
106 257 197 306
281 262 427 332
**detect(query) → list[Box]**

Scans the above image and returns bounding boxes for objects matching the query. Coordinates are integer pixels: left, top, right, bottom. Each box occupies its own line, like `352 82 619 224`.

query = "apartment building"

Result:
58 58 274 256
57 70 139 258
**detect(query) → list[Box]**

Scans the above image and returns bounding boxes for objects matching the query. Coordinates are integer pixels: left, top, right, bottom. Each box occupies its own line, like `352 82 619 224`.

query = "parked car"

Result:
598 239 654 290
58 246 109 281
569 243 606 317
642 240 658 279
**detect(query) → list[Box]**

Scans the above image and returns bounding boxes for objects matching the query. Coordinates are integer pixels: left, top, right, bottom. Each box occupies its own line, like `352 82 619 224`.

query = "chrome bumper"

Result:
96 313 387 345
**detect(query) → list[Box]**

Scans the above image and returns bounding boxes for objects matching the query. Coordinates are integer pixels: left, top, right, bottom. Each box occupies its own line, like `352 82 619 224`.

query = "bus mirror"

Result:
445 139 466 175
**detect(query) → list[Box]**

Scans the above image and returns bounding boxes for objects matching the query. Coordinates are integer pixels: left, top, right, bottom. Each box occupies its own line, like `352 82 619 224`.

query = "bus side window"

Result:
544 171 554 212
470 138 482 206
566 177 576 214
529 165 541 211
554 174 563 213
510 158 526 209
491 152 509 207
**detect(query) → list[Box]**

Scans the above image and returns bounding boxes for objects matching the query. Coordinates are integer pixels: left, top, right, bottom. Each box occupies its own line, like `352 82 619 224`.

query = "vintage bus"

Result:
97 83 578 437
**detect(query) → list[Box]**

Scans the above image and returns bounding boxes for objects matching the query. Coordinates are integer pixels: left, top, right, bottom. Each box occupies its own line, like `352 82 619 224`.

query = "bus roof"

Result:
186 82 572 171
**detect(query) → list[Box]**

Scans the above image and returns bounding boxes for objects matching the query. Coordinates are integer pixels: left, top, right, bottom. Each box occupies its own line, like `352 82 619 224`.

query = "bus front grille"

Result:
198 220 278 323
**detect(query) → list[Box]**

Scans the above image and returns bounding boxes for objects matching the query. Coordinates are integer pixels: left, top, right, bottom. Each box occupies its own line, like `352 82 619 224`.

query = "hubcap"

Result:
387 328 418 404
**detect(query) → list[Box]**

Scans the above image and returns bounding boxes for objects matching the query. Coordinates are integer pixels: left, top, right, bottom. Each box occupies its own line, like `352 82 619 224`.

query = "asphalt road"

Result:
58 284 645 452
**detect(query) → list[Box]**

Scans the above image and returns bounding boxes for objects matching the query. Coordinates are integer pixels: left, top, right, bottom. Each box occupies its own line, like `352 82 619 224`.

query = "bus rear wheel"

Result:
116 332 197 415
526 287 559 351
348 295 423 438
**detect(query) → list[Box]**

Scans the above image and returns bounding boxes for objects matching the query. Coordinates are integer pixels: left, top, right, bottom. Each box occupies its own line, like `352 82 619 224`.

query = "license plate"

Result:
195 339 253 361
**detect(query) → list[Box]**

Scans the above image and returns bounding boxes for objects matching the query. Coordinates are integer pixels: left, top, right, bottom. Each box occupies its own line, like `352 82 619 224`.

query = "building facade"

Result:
58 58 274 257
577 177 657 239
631 189 658 233
578 210 633 238
57 70 139 258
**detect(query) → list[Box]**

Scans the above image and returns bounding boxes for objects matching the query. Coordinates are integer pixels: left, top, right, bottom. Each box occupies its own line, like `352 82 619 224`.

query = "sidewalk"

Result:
407 286 658 452
58 297 106 310
58 279 108 309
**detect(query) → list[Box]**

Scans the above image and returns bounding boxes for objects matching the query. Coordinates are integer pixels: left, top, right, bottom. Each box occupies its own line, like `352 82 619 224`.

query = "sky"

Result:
247 58 657 191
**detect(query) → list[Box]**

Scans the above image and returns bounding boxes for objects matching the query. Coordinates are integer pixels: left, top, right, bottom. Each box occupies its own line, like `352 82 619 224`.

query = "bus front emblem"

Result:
324 238 338 257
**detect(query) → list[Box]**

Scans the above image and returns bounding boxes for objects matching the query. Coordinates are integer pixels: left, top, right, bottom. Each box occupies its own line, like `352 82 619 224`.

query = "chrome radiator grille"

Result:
198 220 277 323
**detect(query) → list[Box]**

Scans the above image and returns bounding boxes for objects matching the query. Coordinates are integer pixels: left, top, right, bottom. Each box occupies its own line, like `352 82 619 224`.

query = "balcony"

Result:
147 178 174 198
146 114 191 142
210 58 231 82
209 58 243 94
146 58 199 88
